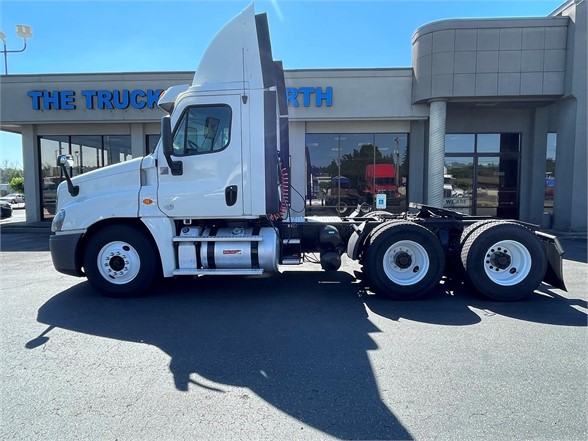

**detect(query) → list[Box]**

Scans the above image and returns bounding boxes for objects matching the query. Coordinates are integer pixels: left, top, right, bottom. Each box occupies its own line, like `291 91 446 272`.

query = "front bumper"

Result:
50 232 84 277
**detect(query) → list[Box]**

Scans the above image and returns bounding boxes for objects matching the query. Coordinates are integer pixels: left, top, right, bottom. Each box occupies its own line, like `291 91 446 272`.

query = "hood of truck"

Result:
69 157 143 187
56 158 143 228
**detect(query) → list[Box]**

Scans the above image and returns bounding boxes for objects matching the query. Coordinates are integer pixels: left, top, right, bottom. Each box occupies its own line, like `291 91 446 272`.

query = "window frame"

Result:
171 104 233 157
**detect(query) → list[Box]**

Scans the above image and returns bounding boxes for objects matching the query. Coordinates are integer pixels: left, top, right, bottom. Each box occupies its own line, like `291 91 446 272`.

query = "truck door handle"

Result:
225 185 238 206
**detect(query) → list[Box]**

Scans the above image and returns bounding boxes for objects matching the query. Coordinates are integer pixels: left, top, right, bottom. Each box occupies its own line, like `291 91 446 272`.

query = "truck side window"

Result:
172 105 232 156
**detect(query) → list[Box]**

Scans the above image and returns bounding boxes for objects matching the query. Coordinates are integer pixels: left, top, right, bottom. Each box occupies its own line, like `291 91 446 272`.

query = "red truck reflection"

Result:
365 164 397 200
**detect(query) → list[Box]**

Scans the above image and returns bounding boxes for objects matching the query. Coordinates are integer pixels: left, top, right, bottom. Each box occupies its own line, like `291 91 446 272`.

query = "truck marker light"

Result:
143 199 154 205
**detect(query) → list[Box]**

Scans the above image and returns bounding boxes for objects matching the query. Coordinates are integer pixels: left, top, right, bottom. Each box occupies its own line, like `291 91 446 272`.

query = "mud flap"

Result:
535 231 567 291
346 222 367 260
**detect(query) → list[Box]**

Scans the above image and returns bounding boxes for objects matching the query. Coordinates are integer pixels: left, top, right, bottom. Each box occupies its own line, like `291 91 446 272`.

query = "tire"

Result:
359 202 372 214
83 225 160 298
459 219 498 248
363 221 445 300
334 200 351 216
450 219 499 277
461 222 547 301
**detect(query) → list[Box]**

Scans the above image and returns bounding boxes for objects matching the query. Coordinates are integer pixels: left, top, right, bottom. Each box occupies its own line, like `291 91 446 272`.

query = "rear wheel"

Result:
364 221 445 300
83 225 160 297
461 222 547 301
459 220 497 247
335 200 351 216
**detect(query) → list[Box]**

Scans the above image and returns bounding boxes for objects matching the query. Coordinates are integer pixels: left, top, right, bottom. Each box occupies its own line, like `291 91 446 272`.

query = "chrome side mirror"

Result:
56 154 79 197
57 154 75 168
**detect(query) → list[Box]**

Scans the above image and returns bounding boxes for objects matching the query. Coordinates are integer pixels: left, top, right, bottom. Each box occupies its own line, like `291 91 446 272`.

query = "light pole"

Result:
0 25 33 75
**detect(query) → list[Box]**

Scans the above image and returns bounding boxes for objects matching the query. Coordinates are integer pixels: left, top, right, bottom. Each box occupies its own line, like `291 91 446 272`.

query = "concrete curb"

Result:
0 222 52 234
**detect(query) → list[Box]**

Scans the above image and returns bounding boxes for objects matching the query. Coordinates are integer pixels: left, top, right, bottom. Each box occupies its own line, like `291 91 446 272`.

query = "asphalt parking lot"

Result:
0 228 586 440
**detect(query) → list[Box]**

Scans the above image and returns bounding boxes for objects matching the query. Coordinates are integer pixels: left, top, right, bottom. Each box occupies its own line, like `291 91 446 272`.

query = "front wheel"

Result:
363 221 445 300
461 222 547 301
83 225 160 297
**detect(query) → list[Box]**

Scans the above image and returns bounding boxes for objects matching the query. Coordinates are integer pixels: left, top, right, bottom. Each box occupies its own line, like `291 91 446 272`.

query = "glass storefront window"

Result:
71 135 102 176
476 156 500 217
104 135 132 165
444 133 520 218
498 133 520 154
444 156 473 214
38 135 132 219
376 134 409 203
544 133 556 214
445 134 475 153
146 134 160 154
39 136 68 217
306 133 408 216
477 134 500 153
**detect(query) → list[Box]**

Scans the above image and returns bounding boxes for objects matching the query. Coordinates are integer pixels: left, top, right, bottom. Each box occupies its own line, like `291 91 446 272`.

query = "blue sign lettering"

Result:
81 90 97 109
27 91 43 110
298 87 314 107
97 90 114 109
62 91 76 110
113 90 129 109
28 87 332 110
314 87 333 107
147 89 161 108
131 90 147 109
286 88 299 107
27 89 164 110
27 90 77 110
42 91 60 110
286 87 333 107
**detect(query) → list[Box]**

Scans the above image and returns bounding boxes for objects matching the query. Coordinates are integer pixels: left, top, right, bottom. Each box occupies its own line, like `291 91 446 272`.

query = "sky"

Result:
0 0 564 168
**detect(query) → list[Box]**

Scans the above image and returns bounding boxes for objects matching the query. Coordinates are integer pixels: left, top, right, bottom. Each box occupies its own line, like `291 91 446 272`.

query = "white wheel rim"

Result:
382 240 430 286
335 201 348 214
483 239 531 286
360 203 371 214
96 241 141 285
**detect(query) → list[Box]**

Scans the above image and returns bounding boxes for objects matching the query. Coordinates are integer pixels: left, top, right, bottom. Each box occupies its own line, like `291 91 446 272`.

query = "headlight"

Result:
51 209 66 232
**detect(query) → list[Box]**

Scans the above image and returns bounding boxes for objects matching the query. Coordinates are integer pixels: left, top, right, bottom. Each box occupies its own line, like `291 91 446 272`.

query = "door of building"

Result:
444 133 520 218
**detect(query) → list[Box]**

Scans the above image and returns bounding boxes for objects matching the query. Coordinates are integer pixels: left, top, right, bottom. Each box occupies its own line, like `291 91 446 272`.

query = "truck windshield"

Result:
375 178 394 185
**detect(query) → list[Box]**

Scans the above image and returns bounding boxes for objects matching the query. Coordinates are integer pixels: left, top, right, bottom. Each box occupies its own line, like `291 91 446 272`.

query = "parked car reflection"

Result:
0 193 25 209
0 200 13 218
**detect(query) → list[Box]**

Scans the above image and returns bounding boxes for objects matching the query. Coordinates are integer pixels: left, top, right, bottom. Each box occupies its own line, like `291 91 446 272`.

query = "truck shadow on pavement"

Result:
362 277 587 328
27 271 586 440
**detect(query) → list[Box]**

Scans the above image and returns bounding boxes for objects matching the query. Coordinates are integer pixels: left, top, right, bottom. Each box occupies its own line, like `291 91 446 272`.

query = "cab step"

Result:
173 235 263 243
173 268 264 276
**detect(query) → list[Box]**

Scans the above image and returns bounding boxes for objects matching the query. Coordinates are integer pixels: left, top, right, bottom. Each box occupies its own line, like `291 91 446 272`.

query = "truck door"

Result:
157 94 244 218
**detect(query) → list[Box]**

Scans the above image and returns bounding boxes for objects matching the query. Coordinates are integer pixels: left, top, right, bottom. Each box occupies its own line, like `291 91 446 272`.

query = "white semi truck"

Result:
49 5 565 301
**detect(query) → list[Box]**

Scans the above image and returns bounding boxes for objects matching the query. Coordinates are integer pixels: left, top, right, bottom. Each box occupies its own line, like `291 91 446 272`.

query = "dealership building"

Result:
1 0 585 231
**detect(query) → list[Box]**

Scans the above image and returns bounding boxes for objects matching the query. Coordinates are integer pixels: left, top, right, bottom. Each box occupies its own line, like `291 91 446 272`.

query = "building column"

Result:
21 125 41 222
553 96 587 232
130 123 145 158
521 107 549 225
427 100 446 208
